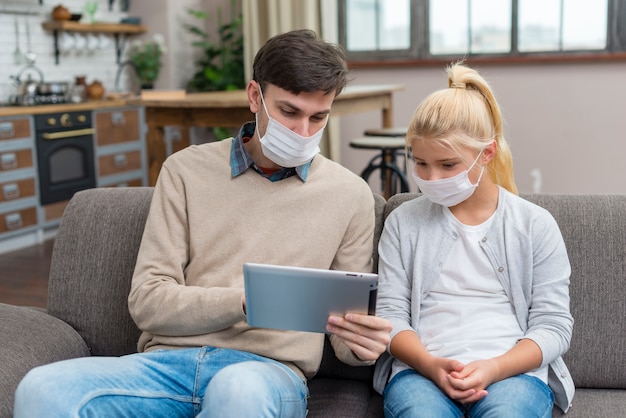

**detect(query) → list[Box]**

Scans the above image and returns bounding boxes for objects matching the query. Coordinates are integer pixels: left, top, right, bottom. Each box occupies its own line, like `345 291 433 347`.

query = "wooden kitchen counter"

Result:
128 84 404 186
0 100 131 117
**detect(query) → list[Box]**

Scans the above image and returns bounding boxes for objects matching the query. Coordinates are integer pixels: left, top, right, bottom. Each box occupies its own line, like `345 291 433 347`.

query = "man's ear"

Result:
247 80 261 114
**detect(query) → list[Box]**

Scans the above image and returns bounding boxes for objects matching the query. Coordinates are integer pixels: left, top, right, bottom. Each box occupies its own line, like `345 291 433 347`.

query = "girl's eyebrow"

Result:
413 155 459 164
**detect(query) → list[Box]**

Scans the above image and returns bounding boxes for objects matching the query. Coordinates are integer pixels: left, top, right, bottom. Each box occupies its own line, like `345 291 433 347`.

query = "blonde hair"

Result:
407 62 518 194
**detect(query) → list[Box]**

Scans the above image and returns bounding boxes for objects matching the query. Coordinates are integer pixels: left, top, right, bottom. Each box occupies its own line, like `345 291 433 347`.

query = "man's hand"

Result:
326 313 392 361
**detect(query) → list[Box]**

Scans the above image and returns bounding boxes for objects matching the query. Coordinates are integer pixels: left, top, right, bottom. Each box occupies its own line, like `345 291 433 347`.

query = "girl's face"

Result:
411 138 484 184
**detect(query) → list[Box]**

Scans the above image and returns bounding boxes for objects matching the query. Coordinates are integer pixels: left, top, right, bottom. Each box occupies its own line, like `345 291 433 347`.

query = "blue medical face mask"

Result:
256 85 328 167
412 149 485 207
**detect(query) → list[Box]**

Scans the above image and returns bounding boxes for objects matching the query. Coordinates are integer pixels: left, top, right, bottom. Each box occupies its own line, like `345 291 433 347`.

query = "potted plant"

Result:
185 1 244 93
128 34 167 89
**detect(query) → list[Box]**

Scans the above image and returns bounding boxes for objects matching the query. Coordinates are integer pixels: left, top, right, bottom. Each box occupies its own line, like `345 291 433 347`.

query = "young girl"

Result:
374 62 574 417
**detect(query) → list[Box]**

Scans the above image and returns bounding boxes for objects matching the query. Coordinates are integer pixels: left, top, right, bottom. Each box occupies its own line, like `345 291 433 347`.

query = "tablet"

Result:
243 262 378 334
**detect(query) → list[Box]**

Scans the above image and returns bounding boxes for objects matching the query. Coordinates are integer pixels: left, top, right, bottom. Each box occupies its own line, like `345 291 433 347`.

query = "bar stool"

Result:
350 127 409 199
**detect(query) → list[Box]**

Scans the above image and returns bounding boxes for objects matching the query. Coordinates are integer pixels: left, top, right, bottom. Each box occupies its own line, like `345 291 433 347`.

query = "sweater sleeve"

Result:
329 181 378 366
524 211 574 367
375 209 417 342
128 162 246 337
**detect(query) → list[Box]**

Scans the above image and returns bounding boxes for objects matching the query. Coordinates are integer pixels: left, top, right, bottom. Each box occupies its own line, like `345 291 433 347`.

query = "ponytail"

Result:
407 62 518 194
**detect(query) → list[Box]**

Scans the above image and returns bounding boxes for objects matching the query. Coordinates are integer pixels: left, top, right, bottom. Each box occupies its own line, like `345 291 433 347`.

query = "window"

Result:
339 0 625 63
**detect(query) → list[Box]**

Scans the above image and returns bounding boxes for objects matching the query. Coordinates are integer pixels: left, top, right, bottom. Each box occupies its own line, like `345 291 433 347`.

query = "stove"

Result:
8 93 69 106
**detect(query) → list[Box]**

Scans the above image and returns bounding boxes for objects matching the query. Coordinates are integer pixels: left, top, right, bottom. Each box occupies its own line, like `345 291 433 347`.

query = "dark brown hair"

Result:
252 29 349 96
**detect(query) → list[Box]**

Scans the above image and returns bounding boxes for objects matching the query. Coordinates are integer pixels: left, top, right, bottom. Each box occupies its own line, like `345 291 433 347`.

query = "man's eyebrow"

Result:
276 100 331 116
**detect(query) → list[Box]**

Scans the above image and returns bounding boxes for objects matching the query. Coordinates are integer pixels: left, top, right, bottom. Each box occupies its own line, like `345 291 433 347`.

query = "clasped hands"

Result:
430 357 500 404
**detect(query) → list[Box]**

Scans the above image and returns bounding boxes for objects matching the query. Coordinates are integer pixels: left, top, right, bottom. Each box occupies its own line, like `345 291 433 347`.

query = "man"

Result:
14 30 391 417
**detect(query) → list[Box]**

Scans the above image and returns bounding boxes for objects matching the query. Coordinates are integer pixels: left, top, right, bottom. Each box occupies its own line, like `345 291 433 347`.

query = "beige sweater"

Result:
128 139 375 379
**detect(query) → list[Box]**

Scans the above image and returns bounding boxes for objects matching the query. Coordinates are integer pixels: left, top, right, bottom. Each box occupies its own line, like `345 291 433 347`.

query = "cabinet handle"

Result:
2 183 19 200
5 213 23 230
0 122 15 139
113 154 128 168
0 153 17 170
111 112 126 127
42 128 95 140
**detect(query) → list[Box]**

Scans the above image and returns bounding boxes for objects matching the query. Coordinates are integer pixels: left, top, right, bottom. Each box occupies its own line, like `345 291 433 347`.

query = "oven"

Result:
35 111 96 205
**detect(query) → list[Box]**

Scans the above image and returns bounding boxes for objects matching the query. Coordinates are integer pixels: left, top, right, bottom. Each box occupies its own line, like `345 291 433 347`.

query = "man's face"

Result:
248 81 335 139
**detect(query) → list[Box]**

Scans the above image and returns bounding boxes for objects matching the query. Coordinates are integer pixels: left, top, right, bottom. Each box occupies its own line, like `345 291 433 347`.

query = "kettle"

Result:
11 64 44 97
86 80 105 100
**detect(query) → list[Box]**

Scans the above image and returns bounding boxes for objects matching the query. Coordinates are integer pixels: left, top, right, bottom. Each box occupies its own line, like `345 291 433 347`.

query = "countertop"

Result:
0 85 404 117
0 99 134 117
132 84 404 108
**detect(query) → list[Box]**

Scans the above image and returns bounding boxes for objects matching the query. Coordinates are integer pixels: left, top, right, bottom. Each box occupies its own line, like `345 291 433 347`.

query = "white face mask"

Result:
256 85 328 168
412 150 485 207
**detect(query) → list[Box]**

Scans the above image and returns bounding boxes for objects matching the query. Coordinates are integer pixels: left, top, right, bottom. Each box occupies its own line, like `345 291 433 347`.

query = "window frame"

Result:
338 0 626 67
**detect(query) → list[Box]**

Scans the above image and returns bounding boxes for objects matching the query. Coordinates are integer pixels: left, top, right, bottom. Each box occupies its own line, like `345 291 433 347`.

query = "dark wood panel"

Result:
0 239 52 309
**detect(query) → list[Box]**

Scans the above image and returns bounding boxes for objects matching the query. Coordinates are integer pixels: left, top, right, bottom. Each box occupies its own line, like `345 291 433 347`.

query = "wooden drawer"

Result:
98 150 141 177
0 178 36 203
0 206 37 234
43 200 69 222
0 149 33 172
0 118 31 141
95 109 140 146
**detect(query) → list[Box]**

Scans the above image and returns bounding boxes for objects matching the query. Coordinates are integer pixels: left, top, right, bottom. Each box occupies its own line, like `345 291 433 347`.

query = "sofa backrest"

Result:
385 192 626 390
47 187 152 356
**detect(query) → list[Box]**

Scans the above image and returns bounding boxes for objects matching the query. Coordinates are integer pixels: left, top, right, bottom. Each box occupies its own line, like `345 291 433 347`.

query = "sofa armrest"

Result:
0 303 90 417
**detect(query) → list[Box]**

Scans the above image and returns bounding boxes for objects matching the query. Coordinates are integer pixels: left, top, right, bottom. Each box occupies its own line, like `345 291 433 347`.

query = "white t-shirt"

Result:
417 207 548 383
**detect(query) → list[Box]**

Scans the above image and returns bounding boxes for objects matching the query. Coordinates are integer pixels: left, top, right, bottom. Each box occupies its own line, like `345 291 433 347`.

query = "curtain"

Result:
241 0 343 160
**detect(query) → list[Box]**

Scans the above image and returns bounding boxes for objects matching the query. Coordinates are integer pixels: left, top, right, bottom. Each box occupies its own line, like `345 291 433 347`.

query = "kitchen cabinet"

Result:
94 106 147 188
0 103 148 254
42 21 147 65
0 116 40 242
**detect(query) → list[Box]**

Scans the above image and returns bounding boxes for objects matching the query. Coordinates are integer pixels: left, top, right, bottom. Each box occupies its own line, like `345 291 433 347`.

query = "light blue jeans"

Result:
383 369 554 418
14 347 308 418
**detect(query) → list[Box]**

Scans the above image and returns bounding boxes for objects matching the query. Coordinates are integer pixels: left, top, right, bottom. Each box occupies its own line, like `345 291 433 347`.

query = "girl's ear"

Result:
482 140 498 164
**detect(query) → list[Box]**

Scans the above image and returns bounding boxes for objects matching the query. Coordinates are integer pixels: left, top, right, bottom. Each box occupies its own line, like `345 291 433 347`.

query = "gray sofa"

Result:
1 187 625 417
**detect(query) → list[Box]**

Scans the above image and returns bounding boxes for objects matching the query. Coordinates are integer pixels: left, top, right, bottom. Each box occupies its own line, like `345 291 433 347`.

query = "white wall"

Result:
339 62 626 194
0 0 129 100
0 0 223 98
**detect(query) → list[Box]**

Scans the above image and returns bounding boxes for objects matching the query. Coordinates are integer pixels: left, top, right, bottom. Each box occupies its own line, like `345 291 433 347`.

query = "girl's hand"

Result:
445 359 499 403
426 357 486 402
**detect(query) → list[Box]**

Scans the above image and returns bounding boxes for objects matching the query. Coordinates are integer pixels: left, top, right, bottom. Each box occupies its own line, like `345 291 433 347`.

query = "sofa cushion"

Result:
307 377 372 417
0 303 90 417
46 187 153 357
551 388 626 417
523 194 626 390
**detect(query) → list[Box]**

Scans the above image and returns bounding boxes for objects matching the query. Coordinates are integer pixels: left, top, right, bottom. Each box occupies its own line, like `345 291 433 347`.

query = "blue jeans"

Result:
14 347 308 418
383 369 554 418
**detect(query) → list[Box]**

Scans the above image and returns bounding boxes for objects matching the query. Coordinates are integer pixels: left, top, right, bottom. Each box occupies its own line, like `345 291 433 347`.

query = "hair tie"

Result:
450 82 466 89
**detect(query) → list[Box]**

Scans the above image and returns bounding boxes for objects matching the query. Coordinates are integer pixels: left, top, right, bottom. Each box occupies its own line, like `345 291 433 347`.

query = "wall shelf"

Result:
42 21 147 65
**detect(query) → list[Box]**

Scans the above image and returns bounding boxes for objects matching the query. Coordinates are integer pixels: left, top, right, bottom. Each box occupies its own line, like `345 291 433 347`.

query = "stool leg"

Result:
358 148 410 198
380 149 390 199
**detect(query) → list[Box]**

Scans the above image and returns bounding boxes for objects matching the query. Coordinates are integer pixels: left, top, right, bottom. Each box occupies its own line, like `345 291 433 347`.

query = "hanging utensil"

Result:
13 17 23 66
24 16 36 65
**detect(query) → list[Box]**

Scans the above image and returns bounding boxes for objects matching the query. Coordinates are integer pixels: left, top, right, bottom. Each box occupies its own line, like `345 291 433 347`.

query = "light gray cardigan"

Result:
373 187 575 412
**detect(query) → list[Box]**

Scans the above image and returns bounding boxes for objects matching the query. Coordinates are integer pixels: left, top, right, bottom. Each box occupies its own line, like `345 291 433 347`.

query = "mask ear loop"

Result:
257 83 271 119
404 139 411 182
